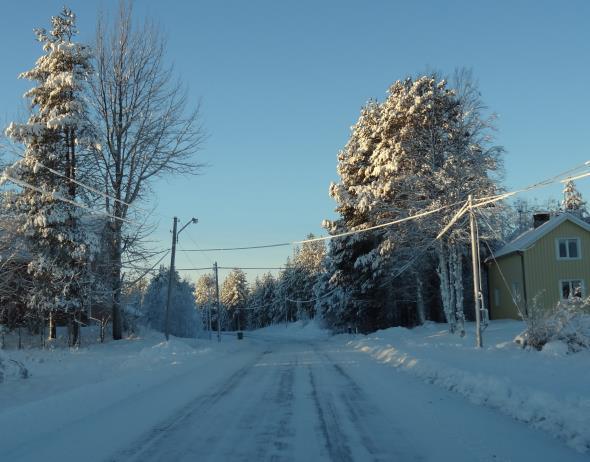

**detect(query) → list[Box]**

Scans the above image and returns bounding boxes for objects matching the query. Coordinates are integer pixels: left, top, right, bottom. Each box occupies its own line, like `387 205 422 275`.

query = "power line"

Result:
124 250 170 290
294 202 463 245
179 243 291 252
8 151 146 212
1 174 136 225
474 162 590 208
476 210 525 318
179 201 464 253
185 232 215 266
284 211 462 305
175 266 286 271
285 288 338 304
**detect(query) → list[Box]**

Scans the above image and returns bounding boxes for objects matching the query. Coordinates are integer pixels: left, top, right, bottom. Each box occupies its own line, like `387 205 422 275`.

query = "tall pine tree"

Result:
2 8 95 340
319 73 502 333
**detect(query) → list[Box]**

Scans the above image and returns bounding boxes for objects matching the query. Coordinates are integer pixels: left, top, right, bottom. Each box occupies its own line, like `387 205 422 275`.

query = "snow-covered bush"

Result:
517 296 590 352
143 267 202 338
0 351 29 383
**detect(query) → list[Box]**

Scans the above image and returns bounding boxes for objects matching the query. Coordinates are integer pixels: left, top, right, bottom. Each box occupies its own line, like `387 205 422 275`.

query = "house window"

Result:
559 279 584 300
493 288 500 307
556 238 581 260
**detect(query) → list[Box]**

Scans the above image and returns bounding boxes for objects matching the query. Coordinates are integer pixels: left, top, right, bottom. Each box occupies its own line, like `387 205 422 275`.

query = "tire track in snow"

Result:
307 365 354 462
311 343 424 462
225 359 296 461
108 349 271 462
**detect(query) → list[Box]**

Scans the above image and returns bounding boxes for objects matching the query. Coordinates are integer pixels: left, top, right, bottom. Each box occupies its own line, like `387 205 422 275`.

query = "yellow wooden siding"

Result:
487 253 525 319
523 220 590 312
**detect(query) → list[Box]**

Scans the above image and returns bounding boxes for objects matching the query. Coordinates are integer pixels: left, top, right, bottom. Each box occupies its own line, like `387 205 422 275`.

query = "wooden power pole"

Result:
165 217 178 341
468 195 483 348
165 216 198 341
214 261 221 342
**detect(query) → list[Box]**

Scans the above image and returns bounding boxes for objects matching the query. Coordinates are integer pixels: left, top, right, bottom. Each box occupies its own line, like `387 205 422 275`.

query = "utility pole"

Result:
165 217 178 341
214 261 221 342
165 216 198 341
207 303 212 341
468 195 483 348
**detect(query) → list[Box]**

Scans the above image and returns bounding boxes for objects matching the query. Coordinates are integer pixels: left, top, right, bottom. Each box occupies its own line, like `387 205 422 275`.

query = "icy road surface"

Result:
2 332 586 462
111 335 584 462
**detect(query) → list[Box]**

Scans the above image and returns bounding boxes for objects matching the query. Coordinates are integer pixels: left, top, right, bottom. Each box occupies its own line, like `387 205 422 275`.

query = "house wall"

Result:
523 220 590 312
487 253 525 320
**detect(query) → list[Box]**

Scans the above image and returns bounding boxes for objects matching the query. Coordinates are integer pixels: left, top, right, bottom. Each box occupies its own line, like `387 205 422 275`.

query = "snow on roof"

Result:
492 212 590 260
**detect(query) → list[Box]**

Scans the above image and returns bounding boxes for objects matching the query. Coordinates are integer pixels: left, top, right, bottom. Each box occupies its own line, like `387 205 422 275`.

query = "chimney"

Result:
533 212 550 229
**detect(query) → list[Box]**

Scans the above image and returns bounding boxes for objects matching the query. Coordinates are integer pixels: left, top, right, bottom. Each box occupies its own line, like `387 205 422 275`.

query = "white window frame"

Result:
558 279 585 300
555 237 582 261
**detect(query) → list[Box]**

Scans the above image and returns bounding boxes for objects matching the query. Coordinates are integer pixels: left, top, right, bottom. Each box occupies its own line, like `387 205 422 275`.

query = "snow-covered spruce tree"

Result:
562 180 587 218
194 273 215 330
220 269 249 331
320 73 502 333
1 8 96 342
246 273 277 328
260 273 280 326
144 267 202 338
288 234 326 320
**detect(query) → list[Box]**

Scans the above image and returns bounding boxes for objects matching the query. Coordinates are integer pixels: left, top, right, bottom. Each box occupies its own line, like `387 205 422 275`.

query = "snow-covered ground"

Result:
346 320 590 453
0 320 587 461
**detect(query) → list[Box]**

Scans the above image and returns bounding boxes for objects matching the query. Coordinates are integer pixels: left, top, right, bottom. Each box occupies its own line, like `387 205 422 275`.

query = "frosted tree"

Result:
144 267 202 338
90 2 205 340
320 72 502 333
562 180 587 217
291 235 326 319
194 273 215 331
220 269 249 330
1 8 96 343
195 274 216 306
247 273 277 328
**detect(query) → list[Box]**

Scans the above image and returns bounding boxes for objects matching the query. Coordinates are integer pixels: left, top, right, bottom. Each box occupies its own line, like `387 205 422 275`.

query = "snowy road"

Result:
103 334 585 462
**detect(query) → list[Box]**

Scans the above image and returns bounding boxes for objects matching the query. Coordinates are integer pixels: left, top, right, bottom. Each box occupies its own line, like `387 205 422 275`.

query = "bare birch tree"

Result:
90 2 205 339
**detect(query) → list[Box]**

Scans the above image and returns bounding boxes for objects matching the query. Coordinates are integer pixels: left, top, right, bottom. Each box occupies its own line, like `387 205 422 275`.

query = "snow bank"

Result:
347 320 590 453
0 329 230 413
0 329 262 461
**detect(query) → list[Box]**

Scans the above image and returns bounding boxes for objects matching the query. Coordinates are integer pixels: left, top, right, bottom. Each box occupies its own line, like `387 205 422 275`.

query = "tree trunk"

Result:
111 222 123 340
48 311 57 339
451 247 465 336
436 242 455 333
71 312 80 347
415 272 426 325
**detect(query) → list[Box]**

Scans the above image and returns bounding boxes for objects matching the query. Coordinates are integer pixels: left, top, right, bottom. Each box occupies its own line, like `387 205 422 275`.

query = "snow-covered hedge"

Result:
517 297 590 352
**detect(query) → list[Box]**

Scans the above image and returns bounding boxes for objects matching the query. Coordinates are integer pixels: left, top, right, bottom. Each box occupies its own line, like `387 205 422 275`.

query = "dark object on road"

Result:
237 331 244 340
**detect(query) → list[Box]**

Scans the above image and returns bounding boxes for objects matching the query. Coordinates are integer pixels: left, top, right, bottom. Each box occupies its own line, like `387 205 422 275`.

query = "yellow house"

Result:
487 212 590 319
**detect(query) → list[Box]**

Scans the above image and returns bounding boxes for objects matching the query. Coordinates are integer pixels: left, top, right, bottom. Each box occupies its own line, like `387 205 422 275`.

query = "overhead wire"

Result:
7 151 147 212
2 174 137 225
286 201 470 304
124 250 171 290
179 242 291 252
179 200 465 253
473 161 590 209
175 266 286 271
475 210 525 318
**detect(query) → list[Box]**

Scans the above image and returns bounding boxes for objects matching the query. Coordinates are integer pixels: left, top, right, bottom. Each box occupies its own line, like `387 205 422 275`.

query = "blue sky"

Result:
1 1 589 283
